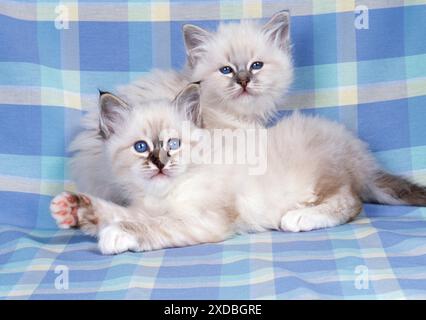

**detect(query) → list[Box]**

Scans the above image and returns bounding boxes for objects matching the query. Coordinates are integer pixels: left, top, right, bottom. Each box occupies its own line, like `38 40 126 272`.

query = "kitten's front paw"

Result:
50 192 80 229
50 192 92 229
280 208 319 232
98 225 140 255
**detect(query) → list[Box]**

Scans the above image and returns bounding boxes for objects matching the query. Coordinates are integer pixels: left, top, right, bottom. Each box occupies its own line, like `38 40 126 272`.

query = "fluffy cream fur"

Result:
184 11 293 128
120 10 293 128
55 86 235 253
70 11 293 202
59 11 426 255
52 84 426 255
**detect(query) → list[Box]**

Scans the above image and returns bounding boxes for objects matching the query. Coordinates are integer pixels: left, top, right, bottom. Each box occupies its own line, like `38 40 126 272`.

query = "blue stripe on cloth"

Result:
356 7 405 61
0 192 56 229
0 104 82 157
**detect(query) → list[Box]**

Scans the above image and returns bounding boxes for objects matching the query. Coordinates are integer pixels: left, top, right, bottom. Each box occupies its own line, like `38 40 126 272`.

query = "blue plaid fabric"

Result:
1 0 426 299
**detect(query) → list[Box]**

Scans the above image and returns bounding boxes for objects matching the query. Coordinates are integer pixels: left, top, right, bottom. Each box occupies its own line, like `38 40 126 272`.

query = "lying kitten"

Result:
53 85 235 254
70 11 293 203
51 84 426 254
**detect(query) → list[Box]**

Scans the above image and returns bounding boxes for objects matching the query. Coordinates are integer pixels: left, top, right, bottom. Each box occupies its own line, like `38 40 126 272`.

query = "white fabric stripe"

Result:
0 175 76 196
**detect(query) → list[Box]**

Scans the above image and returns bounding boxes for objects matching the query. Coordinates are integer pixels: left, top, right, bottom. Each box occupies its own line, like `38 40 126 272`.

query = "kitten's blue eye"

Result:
167 138 181 150
219 66 233 75
134 140 149 153
250 61 264 70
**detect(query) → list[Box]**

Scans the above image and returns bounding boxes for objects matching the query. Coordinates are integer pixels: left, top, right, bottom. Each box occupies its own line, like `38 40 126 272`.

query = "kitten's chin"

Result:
142 175 173 196
234 91 256 102
150 172 169 179
230 92 261 109
149 171 174 184
225 93 275 120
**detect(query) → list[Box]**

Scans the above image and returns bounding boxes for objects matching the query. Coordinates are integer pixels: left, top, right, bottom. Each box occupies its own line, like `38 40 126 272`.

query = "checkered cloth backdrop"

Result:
0 0 426 299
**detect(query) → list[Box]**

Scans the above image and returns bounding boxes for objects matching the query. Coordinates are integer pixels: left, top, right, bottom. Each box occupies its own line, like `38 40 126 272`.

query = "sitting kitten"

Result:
120 10 293 129
181 10 293 128
70 11 293 203
51 84 426 254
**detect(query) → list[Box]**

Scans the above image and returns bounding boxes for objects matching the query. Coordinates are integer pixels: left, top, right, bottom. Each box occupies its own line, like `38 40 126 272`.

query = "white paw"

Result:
98 225 139 255
281 208 334 232
50 192 79 229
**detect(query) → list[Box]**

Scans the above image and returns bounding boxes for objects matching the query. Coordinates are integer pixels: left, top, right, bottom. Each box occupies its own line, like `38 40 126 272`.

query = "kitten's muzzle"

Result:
235 71 251 89
149 148 169 171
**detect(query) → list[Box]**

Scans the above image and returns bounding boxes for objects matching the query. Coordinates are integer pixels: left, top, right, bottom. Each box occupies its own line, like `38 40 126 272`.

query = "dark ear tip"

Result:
98 89 112 97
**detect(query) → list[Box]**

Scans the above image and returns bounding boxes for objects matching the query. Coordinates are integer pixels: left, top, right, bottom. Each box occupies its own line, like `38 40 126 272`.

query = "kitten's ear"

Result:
262 10 290 50
182 24 211 65
174 84 202 127
98 91 131 139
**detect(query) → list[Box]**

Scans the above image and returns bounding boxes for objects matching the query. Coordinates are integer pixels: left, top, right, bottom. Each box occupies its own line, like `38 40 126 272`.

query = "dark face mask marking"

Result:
148 140 170 171
149 149 165 170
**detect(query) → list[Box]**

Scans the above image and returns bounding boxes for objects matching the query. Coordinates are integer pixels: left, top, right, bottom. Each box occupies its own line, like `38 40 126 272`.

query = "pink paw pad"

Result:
50 192 80 229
